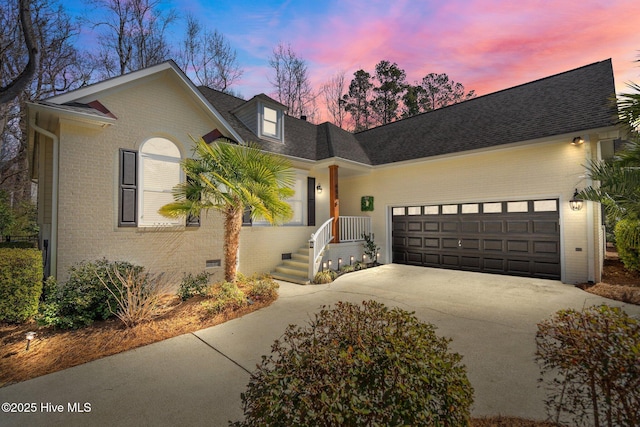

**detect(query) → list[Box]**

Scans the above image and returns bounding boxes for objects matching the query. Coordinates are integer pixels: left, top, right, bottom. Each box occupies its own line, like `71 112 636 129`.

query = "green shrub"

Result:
177 271 211 300
244 274 279 301
536 305 640 427
362 232 380 263
202 281 246 315
232 300 474 426
339 264 355 273
38 259 145 329
614 218 640 271
36 276 64 327
0 248 43 323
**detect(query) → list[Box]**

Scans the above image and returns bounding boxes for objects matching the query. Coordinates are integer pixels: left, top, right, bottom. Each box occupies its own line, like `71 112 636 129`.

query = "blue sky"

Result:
68 0 640 117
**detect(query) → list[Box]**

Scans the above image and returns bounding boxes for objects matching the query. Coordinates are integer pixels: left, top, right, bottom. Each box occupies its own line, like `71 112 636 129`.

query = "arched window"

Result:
138 138 182 226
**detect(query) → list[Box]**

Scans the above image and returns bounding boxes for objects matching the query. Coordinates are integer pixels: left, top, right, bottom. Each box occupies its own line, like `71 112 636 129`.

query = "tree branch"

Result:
0 0 40 105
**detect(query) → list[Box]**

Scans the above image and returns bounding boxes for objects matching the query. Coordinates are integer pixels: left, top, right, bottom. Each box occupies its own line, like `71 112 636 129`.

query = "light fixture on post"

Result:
338 258 342 269
571 136 584 145
25 331 36 351
570 189 583 211
316 184 322 194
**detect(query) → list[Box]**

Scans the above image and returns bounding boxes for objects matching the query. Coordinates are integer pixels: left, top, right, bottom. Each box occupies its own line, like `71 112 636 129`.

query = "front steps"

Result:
270 247 311 285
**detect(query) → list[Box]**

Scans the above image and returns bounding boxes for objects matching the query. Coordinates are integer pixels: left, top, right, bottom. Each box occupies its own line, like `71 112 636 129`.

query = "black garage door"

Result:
392 200 560 280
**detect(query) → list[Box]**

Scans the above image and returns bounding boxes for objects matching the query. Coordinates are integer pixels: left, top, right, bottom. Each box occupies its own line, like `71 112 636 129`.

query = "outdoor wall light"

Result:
316 184 323 194
25 331 36 351
570 189 584 211
571 136 585 145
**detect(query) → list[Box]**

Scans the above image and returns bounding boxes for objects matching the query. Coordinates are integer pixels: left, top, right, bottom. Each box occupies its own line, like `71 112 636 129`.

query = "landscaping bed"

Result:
0 284 276 387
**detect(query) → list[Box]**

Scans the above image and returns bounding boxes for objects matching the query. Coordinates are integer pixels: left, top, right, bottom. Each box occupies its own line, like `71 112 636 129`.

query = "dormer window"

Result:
260 103 283 141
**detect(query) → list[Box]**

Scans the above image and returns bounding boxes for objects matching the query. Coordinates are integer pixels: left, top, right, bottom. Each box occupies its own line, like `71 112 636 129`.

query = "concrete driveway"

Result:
2 264 639 426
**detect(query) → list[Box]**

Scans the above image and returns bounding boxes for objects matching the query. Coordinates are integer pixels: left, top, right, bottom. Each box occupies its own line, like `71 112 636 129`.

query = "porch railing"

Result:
308 216 372 279
309 217 334 279
339 216 372 242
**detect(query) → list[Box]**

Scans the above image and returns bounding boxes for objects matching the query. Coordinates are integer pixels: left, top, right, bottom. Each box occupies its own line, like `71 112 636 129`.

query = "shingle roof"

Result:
357 59 617 165
200 59 617 167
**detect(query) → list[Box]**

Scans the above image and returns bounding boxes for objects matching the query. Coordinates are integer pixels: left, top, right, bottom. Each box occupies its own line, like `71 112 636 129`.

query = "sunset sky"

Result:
71 0 640 116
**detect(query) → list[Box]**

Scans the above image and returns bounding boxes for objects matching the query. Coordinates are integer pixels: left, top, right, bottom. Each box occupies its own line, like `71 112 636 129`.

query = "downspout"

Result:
30 116 59 278
584 136 595 283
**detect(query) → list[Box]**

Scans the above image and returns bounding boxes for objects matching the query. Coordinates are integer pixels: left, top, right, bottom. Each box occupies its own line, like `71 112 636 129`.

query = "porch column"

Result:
329 165 339 243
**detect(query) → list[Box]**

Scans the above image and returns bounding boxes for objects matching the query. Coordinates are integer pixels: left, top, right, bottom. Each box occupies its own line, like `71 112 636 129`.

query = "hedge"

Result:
0 248 43 322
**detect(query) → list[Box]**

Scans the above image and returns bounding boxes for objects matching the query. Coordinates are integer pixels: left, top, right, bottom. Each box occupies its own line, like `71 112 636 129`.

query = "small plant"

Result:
202 281 246 315
354 260 367 271
244 275 279 301
313 269 337 284
536 305 640 427
99 267 171 328
339 264 355 273
614 218 640 271
362 232 380 264
232 300 473 426
177 271 211 300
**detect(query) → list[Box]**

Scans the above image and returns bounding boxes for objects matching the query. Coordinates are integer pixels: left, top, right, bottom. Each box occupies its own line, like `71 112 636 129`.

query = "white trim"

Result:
45 61 245 144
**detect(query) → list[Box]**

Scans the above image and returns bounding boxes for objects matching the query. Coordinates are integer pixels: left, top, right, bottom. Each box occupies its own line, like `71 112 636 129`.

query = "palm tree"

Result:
580 79 640 221
159 138 295 281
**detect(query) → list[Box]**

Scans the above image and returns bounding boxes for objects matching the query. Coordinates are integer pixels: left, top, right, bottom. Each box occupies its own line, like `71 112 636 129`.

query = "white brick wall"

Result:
53 74 227 284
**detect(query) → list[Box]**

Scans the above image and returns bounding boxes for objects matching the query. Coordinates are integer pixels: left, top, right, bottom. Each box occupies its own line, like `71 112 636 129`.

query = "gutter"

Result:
584 136 595 283
29 116 59 278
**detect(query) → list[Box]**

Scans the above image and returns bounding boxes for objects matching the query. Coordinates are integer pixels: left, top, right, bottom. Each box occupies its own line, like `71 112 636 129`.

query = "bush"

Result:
202 281 246 315
177 271 211 300
0 248 43 322
536 305 640 427
100 267 171 327
339 264 355 273
614 218 640 271
38 259 145 329
232 300 473 426
243 274 279 301
36 276 63 327
313 269 336 284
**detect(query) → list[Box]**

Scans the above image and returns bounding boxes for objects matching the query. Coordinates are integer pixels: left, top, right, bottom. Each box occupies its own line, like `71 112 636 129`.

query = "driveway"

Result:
1 264 638 426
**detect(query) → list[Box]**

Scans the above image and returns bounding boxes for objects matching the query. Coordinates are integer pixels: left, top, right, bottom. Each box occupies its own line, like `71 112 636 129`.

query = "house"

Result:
27 59 619 285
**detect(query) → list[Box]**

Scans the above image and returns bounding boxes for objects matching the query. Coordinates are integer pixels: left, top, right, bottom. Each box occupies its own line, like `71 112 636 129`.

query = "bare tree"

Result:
268 42 316 120
1 0 89 200
321 70 347 128
0 0 39 105
179 14 243 92
88 0 176 77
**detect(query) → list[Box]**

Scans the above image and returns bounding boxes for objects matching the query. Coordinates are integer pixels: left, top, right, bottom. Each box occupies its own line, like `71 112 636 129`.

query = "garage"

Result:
392 200 561 280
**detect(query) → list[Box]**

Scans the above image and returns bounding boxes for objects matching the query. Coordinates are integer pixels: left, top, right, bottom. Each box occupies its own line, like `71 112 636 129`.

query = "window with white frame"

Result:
139 138 182 226
261 104 283 141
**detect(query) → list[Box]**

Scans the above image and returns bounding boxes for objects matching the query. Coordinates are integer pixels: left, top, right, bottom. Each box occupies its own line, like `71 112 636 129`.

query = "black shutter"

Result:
119 149 137 227
186 176 200 227
242 207 252 226
307 177 316 226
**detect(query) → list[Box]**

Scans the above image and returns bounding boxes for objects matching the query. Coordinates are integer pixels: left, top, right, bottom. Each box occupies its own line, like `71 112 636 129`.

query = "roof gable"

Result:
43 61 244 143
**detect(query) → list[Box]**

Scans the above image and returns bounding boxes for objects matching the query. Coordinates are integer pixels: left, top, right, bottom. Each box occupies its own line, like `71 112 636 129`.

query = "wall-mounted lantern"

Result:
316 184 323 194
570 189 584 211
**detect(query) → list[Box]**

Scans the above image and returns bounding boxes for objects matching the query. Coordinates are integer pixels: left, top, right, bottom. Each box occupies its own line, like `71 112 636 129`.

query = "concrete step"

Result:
282 259 308 269
270 271 310 285
274 265 308 278
291 252 309 262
